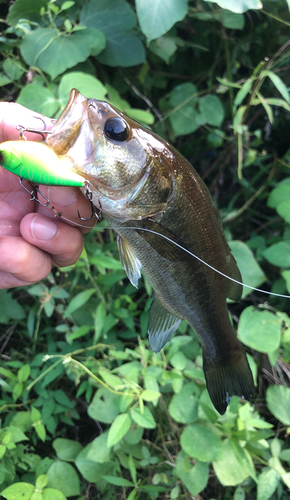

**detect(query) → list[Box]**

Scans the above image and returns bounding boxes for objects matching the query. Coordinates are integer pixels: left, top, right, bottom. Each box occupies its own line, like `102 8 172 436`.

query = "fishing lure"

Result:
0 140 85 187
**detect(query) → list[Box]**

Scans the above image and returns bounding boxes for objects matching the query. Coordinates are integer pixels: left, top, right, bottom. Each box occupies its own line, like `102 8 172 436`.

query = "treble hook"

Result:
19 178 63 217
17 116 56 141
77 182 102 222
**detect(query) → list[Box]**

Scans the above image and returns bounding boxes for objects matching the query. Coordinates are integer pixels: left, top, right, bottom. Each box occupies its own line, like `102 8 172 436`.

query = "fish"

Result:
46 89 255 414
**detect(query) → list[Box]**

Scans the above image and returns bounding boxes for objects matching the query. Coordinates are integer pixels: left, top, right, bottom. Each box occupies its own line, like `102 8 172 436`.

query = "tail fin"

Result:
203 349 255 414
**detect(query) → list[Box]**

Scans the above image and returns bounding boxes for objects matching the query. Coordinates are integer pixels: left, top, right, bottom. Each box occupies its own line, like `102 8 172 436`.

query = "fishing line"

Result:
52 211 290 299
119 226 290 299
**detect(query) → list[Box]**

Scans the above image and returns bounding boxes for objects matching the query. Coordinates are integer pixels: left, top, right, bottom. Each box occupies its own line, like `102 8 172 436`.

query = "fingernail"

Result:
47 186 77 207
31 216 57 240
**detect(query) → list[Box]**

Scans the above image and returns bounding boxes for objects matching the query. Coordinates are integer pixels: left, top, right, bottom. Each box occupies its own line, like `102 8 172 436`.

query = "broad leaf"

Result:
47 461 80 497
168 382 198 424
0 483 34 500
257 469 279 500
229 241 266 298
53 438 83 461
136 0 188 42
176 451 209 496
7 0 47 25
80 0 145 67
16 84 59 117
238 307 281 354
180 423 222 462
58 72 107 109
21 27 106 79
267 385 290 425
130 406 156 429
107 413 131 447
64 288 96 318
204 0 263 14
199 95 225 127
263 240 290 268
213 438 253 485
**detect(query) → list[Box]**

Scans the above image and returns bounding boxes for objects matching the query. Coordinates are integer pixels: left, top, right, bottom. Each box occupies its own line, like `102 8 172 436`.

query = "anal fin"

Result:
148 294 181 353
117 234 142 288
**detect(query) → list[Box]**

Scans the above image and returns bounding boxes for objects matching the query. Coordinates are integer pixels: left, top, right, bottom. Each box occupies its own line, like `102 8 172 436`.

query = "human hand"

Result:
0 102 94 289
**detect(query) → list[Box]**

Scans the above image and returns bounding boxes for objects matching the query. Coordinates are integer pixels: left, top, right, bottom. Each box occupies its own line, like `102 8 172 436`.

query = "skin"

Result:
0 102 95 289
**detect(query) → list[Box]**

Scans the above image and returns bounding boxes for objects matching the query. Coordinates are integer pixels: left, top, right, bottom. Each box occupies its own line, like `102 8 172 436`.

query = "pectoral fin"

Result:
117 235 142 288
148 294 181 353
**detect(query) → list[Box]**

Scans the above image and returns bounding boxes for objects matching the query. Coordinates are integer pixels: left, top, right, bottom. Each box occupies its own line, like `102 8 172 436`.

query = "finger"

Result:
36 185 97 233
0 236 52 289
0 103 54 143
20 213 84 268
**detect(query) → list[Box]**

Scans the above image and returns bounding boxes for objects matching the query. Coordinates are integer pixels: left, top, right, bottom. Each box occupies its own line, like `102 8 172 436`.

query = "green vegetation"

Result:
1 0 290 498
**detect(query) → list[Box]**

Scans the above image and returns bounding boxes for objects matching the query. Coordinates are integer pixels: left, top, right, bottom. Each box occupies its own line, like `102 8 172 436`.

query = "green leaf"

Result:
229 241 266 298
263 240 290 268
18 364 31 383
7 0 48 25
130 406 156 429
238 307 281 354
20 27 106 79
3 59 24 81
103 475 134 487
213 438 253 486
149 36 177 63
80 0 145 67
233 78 253 111
204 0 263 14
107 413 131 447
168 382 198 424
136 0 188 42
16 84 59 117
75 458 114 482
43 489 67 500
47 461 80 497
180 423 222 462
67 325 91 343
175 451 209 496
58 72 107 108
53 438 83 461
98 33 145 67
261 70 290 104
94 301 107 343
276 200 290 224
0 290 26 322
280 449 290 462
267 385 290 425
81 432 111 464
199 95 225 127
88 388 120 424
91 254 123 269
64 288 96 318
221 10 245 30
268 184 290 209
141 389 161 402
35 474 48 490
257 469 280 500
0 483 34 500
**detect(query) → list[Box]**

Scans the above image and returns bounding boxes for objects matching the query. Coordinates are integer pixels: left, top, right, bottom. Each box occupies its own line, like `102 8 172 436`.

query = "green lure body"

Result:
0 140 85 187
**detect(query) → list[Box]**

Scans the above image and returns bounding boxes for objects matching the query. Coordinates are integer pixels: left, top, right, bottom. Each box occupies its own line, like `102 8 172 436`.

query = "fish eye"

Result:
104 117 129 142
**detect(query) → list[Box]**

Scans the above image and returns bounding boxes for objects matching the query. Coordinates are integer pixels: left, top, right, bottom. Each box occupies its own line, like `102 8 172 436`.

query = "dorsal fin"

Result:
148 294 181 353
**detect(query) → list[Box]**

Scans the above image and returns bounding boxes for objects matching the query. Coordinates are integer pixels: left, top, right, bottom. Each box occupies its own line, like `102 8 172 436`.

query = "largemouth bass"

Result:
47 89 254 414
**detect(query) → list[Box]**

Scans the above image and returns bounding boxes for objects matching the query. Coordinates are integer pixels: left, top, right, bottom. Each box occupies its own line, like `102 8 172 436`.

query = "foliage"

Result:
1 0 290 499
